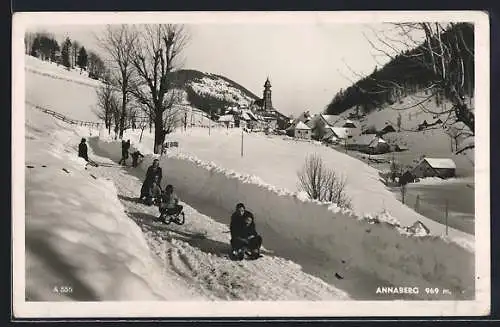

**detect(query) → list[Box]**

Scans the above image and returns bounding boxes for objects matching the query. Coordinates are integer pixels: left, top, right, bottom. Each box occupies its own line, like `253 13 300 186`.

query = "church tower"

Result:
263 77 273 111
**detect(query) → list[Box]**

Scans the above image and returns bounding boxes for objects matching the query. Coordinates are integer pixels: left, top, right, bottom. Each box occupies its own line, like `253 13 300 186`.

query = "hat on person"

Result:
236 203 245 210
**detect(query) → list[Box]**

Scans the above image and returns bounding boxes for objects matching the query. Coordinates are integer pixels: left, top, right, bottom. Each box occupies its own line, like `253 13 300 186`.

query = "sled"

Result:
155 210 186 225
229 248 263 261
85 160 99 167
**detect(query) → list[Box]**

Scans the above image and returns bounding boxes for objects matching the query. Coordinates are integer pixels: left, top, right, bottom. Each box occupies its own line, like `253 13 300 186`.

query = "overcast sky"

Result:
30 23 400 116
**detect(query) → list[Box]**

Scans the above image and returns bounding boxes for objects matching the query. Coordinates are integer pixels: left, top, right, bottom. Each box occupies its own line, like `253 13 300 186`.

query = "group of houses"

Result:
285 111 402 155
214 77 289 132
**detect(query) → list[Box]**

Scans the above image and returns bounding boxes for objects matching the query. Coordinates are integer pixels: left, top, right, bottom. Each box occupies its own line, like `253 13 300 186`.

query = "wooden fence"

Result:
26 101 102 128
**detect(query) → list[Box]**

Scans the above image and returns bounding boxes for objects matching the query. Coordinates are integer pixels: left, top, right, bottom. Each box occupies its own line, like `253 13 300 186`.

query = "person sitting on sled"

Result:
144 176 162 206
140 159 162 201
159 184 183 219
230 203 262 260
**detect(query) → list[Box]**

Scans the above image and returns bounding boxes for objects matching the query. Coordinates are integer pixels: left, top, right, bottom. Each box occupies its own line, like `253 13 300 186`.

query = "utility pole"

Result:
241 128 244 157
445 199 449 236
208 108 211 136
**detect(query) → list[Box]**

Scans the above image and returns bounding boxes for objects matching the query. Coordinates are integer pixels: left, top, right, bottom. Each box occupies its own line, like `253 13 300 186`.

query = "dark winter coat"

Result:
122 141 131 158
131 151 144 161
78 142 88 161
230 210 257 240
144 165 163 185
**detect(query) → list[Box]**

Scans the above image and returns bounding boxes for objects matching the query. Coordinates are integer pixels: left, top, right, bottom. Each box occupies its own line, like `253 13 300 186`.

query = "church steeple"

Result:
263 77 273 111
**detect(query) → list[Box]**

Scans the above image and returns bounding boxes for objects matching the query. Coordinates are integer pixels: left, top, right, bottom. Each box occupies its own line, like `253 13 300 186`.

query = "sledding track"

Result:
87 151 350 301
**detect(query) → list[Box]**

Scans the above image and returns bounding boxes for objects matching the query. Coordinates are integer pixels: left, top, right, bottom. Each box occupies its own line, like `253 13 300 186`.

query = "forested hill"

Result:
324 23 474 115
170 69 260 114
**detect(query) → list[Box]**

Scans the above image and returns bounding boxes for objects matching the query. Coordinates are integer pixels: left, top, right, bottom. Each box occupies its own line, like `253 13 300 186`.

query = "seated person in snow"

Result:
140 159 163 200
78 138 89 162
230 203 262 259
131 150 144 167
159 184 183 217
144 176 162 206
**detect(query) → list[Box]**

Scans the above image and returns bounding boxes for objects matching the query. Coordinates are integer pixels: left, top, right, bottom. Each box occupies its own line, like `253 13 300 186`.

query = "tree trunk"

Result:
119 94 126 139
154 118 163 154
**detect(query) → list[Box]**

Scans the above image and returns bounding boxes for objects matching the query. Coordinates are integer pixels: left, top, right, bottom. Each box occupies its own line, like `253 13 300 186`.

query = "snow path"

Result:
85 155 350 301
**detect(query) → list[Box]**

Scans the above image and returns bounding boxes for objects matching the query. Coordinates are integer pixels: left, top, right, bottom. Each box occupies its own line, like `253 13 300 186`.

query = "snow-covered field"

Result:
338 92 475 176
25 56 101 122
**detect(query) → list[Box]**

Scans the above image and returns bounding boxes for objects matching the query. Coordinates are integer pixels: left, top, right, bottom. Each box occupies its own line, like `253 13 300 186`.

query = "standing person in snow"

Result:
131 150 144 167
159 184 183 218
78 138 89 162
118 139 131 166
230 203 262 260
140 159 163 201
144 176 163 206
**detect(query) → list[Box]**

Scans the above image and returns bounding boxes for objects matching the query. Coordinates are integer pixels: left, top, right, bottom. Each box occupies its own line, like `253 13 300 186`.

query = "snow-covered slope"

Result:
94 131 475 301
188 75 257 107
23 103 350 302
24 105 204 301
122 127 474 246
25 55 101 122
19 53 482 312
336 92 475 176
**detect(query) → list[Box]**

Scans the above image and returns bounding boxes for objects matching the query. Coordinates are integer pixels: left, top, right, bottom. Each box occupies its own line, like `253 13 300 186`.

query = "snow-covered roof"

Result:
320 114 340 126
295 121 311 130
351 134 378 146
241 112 251 121
329 126 350 139
245 110 259 121
336 118 358 128
218 114 235 122
424 158 456 169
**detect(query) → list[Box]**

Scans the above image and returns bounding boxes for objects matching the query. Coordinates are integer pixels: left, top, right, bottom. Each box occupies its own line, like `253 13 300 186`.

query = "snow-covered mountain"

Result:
170 69 259 112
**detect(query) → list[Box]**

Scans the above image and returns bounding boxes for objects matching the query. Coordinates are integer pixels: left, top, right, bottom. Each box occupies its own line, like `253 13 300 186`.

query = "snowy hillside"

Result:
25 55 101 122
24 104 350 302
188 75 257 107
19 52 482 313
122 127 474 248
334 92 475 176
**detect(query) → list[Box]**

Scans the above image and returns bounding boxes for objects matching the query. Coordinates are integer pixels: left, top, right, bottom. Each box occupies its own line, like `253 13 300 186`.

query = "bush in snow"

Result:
297 153 352 209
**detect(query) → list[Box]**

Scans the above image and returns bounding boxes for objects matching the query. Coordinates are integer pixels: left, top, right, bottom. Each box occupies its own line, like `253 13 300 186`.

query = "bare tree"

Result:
97 25 138 139
130 24 189 153
445 124 467 152
363 23 474 153
93 75 118 136
71 40 80 68
297 153 352 209
24 32 37 55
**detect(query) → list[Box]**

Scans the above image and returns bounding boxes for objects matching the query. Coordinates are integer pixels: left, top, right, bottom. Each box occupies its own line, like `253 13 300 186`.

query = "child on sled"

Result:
158 184 184 220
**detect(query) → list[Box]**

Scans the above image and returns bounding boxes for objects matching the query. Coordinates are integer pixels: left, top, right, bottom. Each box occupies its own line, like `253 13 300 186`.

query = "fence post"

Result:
445 199 449 236
415 194 420 212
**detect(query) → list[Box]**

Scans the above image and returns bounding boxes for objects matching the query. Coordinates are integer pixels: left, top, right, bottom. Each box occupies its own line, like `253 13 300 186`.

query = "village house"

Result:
347 134 390 154
287 121 311 139
240 110 260 130
306 114 339 139
218 114 235 128
322 126 351 144
411 158 456 179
